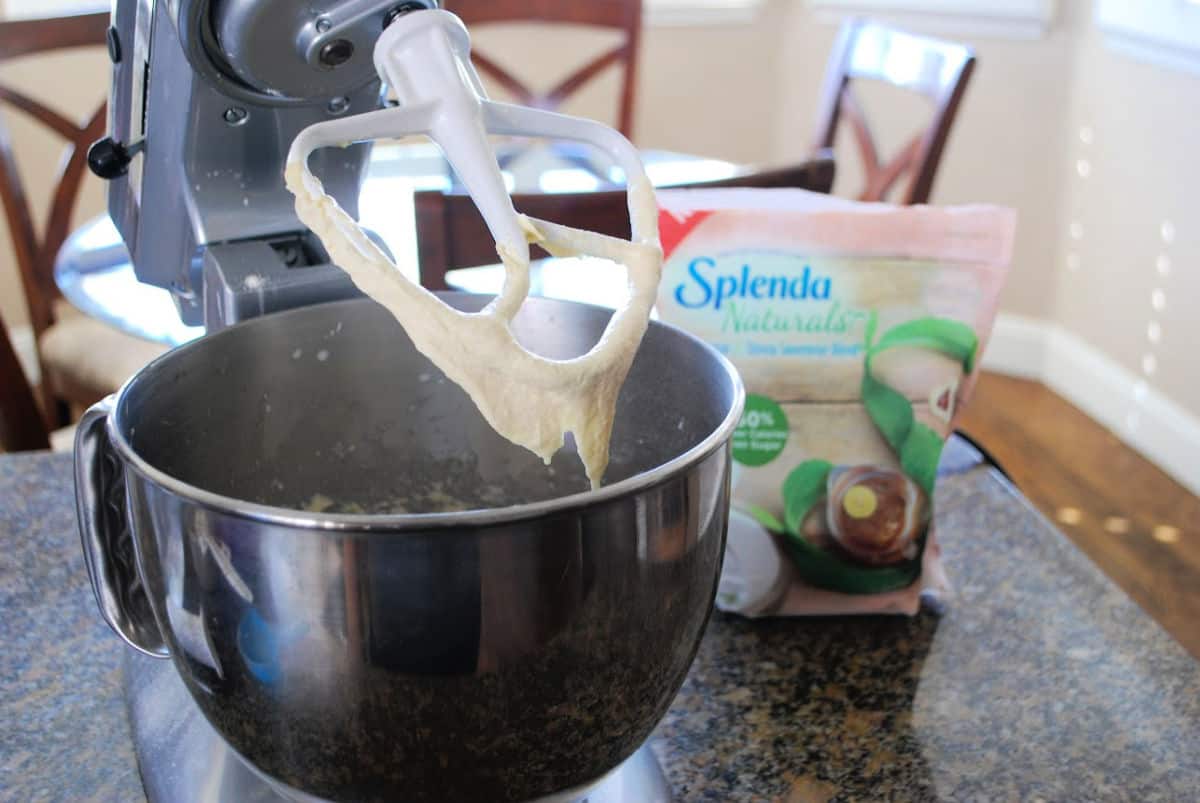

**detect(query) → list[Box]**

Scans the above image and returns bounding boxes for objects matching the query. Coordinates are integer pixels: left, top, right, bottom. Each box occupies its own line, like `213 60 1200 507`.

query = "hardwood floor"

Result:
957 372 1200 659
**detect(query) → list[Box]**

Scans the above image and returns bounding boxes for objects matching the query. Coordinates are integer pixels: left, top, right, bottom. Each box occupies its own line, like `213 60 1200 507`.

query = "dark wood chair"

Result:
812 18 974 205
0 12 166 429
414 151 836 289
0 309 48 451
444 0 643 137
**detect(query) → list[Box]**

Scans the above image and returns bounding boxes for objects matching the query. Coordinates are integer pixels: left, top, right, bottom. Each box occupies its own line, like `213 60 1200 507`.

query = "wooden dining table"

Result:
55 140 745 344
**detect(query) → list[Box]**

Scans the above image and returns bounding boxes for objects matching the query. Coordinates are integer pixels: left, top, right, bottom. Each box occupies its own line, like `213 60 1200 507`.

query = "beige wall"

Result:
770 3 1080 321
469 3 789 164
1052 17 1200 416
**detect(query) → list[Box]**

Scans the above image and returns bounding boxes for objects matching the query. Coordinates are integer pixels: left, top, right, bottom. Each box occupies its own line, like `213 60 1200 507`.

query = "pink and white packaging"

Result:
655 188 1015 617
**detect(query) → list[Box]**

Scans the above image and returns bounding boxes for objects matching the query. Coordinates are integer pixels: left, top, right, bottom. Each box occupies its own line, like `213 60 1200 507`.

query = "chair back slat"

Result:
415 152 836 289
812 18 974 204
444 0 643 136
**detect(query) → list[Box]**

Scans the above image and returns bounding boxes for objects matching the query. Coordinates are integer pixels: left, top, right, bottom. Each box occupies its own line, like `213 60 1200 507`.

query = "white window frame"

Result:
645 0 766 27
1096 0 1200 77
807 0 1056 39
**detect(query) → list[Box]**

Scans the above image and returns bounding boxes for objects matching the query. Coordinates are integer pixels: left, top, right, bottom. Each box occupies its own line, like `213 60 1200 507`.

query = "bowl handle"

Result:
74 396 169 658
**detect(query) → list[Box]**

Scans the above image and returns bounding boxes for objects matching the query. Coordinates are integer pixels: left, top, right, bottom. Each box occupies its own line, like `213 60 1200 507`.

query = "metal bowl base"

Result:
122 648 673 803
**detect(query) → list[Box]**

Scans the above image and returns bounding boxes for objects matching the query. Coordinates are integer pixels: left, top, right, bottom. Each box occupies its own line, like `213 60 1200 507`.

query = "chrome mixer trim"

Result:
170 0 440 106
173 0 325 106
75 397 168 657
297 0 440 74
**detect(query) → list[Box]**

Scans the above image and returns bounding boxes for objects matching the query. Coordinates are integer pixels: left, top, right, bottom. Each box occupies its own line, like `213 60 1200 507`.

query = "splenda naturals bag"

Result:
655 188 1016 616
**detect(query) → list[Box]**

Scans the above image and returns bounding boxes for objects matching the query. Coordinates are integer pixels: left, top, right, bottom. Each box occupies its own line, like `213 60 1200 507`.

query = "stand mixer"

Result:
80 2 740 801
90 0 653 331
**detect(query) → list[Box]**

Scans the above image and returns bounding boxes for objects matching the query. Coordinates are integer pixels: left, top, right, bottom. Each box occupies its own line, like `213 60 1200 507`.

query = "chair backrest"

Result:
0 12 109 346
414 151 836 289
443 0 643 137
812 18 974 205
0 307 49 451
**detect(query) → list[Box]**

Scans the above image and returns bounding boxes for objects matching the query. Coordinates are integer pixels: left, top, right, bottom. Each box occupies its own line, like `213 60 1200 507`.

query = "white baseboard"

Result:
6 323 39 386
981 313 1200 497
980 314 1048 380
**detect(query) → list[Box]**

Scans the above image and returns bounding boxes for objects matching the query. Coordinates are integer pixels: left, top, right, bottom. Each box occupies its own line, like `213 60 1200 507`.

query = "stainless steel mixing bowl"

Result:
76 294 743 803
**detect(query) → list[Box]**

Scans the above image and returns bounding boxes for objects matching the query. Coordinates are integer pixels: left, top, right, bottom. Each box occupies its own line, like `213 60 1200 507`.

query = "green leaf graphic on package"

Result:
746 315 978 594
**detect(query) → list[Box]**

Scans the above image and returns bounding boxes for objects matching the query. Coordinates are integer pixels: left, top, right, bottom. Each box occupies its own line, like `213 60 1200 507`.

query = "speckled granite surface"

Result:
0 453 142 802
652 466 1200 801
3 449 1199 802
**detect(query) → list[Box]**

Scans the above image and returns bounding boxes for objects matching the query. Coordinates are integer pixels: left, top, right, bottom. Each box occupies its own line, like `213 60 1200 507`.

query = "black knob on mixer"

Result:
87 137 133 179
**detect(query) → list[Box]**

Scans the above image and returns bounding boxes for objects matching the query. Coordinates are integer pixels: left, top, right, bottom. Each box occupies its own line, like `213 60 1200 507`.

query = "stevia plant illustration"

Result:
746 313 978 594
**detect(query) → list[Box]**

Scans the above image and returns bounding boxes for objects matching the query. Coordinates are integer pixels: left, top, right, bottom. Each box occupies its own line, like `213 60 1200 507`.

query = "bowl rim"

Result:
106 294 745 532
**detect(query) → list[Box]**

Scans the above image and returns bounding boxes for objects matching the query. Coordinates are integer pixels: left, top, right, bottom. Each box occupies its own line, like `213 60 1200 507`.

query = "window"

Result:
807 0 1056 39
645 0 766 26
1096 0 1200 76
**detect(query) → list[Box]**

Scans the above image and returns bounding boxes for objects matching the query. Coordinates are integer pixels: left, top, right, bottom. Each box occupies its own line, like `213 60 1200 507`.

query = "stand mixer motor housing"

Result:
94 0 438 329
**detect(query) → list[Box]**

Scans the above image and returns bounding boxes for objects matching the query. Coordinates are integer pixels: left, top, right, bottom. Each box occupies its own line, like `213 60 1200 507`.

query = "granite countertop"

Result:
3 450 1199 802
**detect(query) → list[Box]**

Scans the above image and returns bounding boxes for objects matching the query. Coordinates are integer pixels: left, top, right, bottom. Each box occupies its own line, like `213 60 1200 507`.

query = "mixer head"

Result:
92 0 440 328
